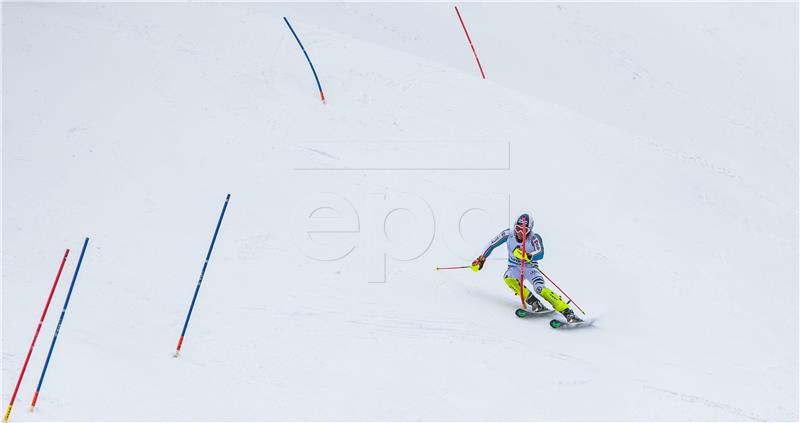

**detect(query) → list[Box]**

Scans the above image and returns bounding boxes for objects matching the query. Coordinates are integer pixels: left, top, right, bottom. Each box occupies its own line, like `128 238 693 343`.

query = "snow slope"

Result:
2 3 797 421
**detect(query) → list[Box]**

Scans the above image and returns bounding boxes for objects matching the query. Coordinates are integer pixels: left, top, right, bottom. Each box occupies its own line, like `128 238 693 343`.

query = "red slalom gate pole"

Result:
3 249 69 422
518 226 528 310
435 265 470 271
455 5 486 79
538 268 586 315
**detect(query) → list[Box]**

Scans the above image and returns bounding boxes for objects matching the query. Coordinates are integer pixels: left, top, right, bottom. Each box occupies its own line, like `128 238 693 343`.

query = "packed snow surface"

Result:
2 3 798 421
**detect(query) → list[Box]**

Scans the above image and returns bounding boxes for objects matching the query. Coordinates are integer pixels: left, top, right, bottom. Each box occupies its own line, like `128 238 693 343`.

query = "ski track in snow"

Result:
642 385 769 422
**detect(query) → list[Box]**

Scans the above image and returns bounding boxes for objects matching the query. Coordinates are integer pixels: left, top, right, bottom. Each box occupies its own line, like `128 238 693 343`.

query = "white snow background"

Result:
2 2 798 421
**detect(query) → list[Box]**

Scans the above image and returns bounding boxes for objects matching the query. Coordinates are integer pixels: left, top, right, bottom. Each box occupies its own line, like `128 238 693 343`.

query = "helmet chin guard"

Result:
514 213 532 238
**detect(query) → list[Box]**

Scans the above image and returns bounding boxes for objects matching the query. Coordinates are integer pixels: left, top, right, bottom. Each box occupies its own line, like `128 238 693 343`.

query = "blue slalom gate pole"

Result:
283 17 326 103
175 194 231 357
30 237 89 410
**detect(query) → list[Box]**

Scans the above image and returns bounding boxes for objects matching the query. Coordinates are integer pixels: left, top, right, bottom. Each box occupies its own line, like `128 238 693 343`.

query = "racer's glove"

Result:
471 255 486 272
513 248 533 263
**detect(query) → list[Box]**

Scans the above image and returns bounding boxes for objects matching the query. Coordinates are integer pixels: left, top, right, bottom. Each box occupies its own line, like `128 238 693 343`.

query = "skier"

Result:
470 213 582 323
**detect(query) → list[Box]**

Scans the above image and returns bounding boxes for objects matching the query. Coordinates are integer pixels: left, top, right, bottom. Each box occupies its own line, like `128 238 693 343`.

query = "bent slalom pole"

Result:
518 225 528 310
31 238 89 410
435 265 471 271
3 249 69 422
283 17 326 103
175 194 231 357
539 268 586 315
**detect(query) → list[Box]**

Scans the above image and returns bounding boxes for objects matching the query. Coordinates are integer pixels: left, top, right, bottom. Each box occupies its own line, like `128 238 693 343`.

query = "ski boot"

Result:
562 308 583 324
525 293 548 312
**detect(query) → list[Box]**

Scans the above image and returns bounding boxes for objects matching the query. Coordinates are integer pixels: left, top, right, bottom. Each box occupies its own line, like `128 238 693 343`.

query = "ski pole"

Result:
175 194 230 357
435 265 470 271
538 268 586 315
3 249 69 422
31 238 89 410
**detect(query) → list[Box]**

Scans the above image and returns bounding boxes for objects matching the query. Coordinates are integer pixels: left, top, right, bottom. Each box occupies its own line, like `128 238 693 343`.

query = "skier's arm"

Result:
472 229 510 271
482 229 510 258
529 233 544 261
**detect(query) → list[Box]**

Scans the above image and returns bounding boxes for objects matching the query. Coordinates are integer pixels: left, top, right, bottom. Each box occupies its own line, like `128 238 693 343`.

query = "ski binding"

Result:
515 308 553 318
549 317 594 329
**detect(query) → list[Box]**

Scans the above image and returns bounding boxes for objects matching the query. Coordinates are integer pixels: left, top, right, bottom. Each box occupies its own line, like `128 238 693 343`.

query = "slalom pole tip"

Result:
30 392 39 411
